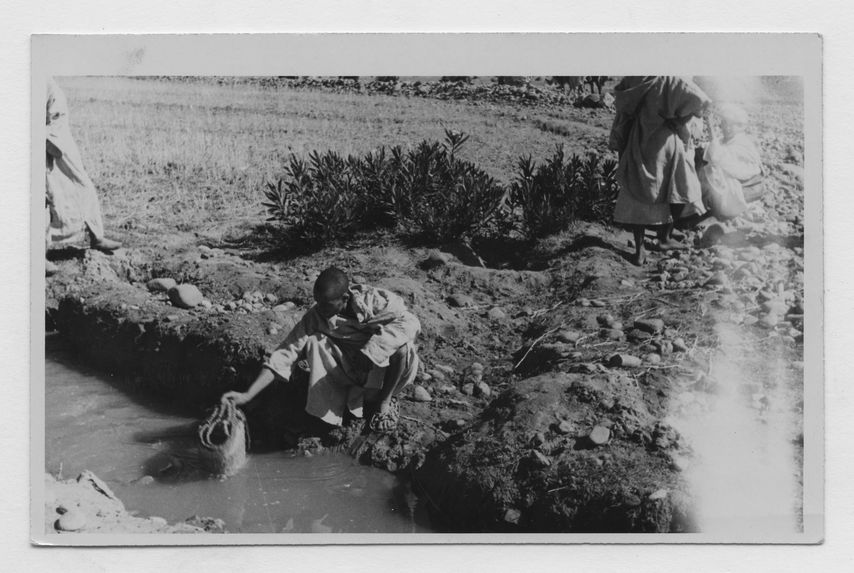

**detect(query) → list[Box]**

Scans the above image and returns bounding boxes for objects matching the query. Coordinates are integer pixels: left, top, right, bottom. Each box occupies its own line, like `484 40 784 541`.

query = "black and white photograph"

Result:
30 34 822 545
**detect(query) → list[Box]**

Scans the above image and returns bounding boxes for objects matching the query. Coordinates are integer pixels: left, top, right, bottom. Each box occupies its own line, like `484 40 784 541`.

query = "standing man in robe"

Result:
46 78 121 275
609 76 711 266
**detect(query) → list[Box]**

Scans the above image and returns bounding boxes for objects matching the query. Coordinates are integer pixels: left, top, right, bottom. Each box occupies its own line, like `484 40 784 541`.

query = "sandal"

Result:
366 397 400 433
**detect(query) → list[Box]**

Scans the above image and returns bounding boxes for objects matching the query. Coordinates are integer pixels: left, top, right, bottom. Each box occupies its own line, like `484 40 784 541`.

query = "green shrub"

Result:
262 151 366 244
390 130 507 243
509 147 619 239
263 130 506 245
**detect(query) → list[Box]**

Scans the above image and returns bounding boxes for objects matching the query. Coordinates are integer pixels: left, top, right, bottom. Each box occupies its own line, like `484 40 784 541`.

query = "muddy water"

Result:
45 336 429 533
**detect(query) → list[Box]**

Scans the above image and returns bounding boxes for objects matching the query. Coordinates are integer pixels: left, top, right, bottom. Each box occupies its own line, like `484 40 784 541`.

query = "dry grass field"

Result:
60 77 611 242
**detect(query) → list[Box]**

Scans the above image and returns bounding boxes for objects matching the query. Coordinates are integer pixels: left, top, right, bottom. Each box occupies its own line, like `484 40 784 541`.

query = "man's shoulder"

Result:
350 284 407 314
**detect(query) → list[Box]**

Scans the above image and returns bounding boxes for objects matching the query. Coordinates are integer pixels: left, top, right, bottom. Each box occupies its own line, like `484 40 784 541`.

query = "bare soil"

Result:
44 77 805 533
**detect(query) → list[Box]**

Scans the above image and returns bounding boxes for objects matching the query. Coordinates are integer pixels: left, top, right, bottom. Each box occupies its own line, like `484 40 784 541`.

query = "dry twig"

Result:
514 326 560 371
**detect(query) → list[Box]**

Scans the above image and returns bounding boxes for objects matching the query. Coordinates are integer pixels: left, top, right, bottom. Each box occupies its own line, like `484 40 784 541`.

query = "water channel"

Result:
45 335 430 534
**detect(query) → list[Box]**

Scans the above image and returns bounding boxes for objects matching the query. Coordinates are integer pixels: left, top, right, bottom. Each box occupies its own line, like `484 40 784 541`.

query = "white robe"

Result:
264 285 421 426
46 78 105 245
699 132 763 219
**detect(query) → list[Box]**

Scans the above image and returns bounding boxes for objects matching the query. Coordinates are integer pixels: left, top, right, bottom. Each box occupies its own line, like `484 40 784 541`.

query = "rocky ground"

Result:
44 80 805 533
168 75 614 110
44 470 225 535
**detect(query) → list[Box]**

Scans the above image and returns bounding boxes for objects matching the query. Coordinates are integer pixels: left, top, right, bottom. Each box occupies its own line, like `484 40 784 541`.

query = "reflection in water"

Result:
45 335 430 533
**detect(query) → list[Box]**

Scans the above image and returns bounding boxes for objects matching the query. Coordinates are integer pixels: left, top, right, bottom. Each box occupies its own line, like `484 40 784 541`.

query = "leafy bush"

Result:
262 151 367 244
263 130 506 245
387 130 507 243
509 147 620 239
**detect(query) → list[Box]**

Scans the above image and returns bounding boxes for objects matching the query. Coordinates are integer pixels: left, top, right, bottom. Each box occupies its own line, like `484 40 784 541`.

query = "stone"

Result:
590 299 607 308
475 382 492 398
267 325 279 336
759 314 780 329
265 293 279 304
164 314 180 322
469 362 484 374
461 383 475 396
627 329 652 342
601 328 626 341
200 299 212 309
531 450 551 467
424 250 451 266
556 330 582 344
644 353 662 364
434 364 455 376
504 508 522 524
273 302 297 313
577 298 591 307
557 420 574 434
487 307 507 321
672 337 689 352
147 277 177 292
56 509 87 531
607 353 642 368
448 293 476 308
135 475 155 486
427 369 447 384
597 314 617 328
588 426 611 446
634 318 664 336
168 284 204 309
412 385 432 402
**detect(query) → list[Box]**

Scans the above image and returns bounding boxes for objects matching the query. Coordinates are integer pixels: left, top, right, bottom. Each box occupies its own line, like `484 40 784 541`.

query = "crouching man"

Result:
221 267 420 433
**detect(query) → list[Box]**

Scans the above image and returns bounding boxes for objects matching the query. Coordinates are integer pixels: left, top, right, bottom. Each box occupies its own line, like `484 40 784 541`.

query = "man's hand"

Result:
221 391 251 406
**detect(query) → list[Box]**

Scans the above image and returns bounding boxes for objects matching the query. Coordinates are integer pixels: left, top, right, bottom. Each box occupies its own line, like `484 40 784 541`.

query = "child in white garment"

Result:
699 103 765 220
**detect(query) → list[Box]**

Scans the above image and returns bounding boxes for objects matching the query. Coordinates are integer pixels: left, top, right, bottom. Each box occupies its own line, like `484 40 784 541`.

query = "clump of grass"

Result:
535 119 575 138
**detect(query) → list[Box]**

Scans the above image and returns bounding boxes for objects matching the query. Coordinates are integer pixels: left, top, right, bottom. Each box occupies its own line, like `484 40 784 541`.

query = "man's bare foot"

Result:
631 251 647 266
657 238 688 251
365 397 400 433
90 236 122 253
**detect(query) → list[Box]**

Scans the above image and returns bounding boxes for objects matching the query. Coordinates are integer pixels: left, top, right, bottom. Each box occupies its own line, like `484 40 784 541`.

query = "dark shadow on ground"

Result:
46 245 89 262
555 234 636 264
217 223 403 264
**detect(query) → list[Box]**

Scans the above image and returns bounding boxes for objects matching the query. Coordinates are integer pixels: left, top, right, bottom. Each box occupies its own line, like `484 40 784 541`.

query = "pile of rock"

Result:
272 77 608 109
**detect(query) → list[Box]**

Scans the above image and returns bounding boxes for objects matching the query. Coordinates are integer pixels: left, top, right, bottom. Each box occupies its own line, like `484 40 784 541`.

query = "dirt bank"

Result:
42 218 753 532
